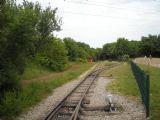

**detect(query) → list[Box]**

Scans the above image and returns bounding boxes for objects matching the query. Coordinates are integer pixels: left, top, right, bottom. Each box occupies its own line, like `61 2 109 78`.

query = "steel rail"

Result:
44 64 101 120
70 70 99 120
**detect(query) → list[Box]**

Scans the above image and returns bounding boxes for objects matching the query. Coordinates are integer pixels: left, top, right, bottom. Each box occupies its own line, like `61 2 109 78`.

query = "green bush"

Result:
0 92 22 119
0 62 21 93
118 54 130 61
0 63 94 119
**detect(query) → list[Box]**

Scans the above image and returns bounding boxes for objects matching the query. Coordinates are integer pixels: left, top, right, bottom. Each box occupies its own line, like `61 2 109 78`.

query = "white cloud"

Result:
16 0 160 48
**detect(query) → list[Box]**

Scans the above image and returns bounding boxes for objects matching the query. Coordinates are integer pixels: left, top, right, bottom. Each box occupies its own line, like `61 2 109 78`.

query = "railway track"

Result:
44 64 103 120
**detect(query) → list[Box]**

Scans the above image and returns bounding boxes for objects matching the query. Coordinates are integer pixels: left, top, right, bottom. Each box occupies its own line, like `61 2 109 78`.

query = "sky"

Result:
16 0 160 48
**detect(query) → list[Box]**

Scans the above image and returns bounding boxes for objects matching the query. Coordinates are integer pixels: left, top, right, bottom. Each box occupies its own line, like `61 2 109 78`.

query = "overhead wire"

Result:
56 0 160 25
76 0 160 11
63 0 160 15
58 10 139 21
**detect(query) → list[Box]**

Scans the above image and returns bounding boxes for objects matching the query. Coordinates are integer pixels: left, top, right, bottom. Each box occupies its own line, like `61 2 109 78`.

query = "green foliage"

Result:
20 63 52 80
139 65 160 120
101 43 116 60
0 0 62 93
115 38 130 56
101 34 160 60
0 62 20 92
38 38 68 71
63 37 79 61
0 63 94 119
63 37 100 61
129 41 140 57
103 62 140 97
103 62 160 120
118 54 130 61
0 2 96 117
141 35 160 57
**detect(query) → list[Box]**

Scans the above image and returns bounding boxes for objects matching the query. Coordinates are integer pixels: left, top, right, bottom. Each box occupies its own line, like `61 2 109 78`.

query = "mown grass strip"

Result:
138 64 160 120
102 61 160 120
0 63 95 120
102 62 140 98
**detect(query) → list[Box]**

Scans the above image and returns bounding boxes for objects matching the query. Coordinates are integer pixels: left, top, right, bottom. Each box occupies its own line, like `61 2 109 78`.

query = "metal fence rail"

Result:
130 61 150 117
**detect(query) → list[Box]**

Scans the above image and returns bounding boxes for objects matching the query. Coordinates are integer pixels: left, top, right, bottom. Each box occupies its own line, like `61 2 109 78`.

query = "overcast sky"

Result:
17 0 160 48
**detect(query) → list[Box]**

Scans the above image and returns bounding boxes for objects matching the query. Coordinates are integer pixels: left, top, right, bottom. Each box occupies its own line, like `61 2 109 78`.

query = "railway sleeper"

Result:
58 112 73 116
68 96 83 100
80 106 110 111
62 103 77 108
82 100 90 104
57 114 72 120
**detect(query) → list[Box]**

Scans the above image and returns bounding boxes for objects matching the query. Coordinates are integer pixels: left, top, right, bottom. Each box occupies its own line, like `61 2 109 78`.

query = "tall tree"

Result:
115 38 130 56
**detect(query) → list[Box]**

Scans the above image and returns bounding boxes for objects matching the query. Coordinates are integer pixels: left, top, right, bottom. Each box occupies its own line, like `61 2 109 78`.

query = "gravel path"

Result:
16 65 96 120
82 77 146 120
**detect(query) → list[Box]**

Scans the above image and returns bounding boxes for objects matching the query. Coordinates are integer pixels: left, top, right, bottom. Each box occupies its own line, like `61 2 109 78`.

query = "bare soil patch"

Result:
135 57 160 68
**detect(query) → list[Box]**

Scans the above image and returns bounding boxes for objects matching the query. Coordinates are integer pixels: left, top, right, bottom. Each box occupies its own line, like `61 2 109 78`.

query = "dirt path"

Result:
135 57 160 68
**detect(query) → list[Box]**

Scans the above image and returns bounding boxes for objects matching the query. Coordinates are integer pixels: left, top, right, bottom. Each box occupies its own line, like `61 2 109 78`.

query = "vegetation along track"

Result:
44 64 103 120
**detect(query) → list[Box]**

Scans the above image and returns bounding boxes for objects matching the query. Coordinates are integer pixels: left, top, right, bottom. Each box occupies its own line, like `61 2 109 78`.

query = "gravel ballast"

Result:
17 65 96 120
82 77 146 120
17 65 146 120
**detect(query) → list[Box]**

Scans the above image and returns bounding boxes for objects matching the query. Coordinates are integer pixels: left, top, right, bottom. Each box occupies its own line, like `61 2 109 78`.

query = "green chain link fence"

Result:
130 61 150 117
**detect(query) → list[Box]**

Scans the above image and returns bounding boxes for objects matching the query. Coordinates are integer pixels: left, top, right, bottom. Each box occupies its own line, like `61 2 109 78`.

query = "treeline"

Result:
64 37 101 62
101 35 160 60
0 0 100 93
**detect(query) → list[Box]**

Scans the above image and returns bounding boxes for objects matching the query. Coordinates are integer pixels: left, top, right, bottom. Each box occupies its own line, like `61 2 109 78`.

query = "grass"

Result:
20 63 52 80
102 61 160 120
104 61 119 67
102 62 140 98
0 62 95 120
139 64 160 120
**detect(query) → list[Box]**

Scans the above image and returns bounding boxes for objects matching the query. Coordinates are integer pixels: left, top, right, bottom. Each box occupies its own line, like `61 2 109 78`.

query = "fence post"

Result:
146 74 150 117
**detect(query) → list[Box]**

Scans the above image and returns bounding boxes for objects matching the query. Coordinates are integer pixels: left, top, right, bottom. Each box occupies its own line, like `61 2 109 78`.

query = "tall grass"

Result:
20 63 52 80
0 63 95 119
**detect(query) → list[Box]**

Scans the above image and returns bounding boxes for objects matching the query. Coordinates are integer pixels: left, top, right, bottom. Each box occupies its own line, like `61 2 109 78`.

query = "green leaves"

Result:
101 34 160 60
0 0 62 92
63 37 98 61
141 35 160 56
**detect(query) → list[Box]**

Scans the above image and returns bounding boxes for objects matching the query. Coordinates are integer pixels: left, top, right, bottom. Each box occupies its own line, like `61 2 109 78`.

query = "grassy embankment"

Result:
102 62 140 98
0 62 95 119
102 61 160 120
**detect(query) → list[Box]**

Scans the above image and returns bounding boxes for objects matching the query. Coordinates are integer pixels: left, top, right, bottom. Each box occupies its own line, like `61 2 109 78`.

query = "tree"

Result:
129 40 140 58
63 37 79 61
36 6 61 53
115 38 130 57
0 0 62 92
101 43 116 60
140 35 160 57
39 38 68 71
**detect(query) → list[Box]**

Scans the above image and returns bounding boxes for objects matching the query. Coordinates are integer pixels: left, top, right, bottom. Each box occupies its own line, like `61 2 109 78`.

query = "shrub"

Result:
118 54 130 61
0 61 21 93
